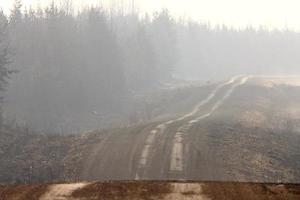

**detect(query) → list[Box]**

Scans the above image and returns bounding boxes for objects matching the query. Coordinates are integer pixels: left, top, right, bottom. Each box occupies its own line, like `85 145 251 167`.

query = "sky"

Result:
1 0 300 31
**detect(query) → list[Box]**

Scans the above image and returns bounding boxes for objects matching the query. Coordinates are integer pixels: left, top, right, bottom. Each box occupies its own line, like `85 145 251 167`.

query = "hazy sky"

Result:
1 0 300 30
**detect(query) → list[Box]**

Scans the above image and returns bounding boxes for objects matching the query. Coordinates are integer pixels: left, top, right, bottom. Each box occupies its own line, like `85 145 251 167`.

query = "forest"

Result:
1 0 300 134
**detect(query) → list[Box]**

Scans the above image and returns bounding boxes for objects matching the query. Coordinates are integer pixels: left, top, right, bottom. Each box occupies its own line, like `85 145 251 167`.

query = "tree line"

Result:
1 0 300 133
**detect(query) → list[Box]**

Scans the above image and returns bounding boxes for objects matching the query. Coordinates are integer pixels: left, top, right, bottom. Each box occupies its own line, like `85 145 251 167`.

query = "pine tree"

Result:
151 9 178 81
0 12 10 93
10 0 22 25
0 11 11 126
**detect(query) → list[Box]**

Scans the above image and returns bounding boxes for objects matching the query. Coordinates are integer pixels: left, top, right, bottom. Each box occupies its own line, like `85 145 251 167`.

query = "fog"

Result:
1 1 300 188
1 0 300 133
2 0 300 30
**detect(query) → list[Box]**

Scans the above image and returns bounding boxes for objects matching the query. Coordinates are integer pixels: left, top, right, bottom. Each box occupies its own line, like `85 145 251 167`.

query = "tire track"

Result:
169 76 251 175
135 76 242 180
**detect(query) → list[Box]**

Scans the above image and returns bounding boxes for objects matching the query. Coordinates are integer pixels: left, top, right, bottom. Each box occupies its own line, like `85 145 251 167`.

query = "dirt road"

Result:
80 76 255 181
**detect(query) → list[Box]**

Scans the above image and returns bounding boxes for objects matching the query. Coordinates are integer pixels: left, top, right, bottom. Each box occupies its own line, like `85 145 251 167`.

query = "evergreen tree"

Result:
9 0 22 25
0 11 11 125
150 10 178 81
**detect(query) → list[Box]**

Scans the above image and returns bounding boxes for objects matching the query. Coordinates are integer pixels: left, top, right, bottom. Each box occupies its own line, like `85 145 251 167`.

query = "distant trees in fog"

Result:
176 23 300 79
2 1 179 133
1 0 300 133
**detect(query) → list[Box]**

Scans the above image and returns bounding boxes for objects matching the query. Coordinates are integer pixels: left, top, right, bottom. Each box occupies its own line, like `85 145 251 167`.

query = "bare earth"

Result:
1 181 299 200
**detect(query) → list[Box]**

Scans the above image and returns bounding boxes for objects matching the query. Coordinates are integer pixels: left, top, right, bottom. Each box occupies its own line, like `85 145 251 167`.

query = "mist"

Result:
0 1 300 134
1 0 300 190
